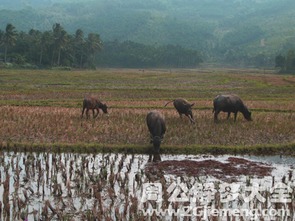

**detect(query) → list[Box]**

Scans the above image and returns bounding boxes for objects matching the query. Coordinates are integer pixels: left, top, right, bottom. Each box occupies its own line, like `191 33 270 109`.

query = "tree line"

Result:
96 41 203 68
0 23 102 68
275 50 295 73
0 23 203 69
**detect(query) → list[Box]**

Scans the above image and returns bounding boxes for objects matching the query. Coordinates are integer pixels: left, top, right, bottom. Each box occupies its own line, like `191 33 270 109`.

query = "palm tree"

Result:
39 31 51 65
74 29 85 68
52 23 68 66
86 33 103 67
1 23 18 63
28 29 42 63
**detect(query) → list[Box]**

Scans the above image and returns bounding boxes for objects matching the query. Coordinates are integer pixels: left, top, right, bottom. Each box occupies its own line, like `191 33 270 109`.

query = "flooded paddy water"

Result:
0 151 294 221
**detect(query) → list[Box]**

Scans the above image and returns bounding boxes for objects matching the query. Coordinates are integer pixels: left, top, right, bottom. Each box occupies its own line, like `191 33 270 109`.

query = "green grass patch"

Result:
1 141 295 156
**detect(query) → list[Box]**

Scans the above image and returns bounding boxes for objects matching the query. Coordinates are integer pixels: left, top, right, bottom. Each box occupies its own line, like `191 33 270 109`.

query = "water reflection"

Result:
148 153 162 162
0 151 294 221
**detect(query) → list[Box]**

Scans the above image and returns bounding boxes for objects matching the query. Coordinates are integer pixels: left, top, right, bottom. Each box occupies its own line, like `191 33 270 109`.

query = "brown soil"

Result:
145 157 273 182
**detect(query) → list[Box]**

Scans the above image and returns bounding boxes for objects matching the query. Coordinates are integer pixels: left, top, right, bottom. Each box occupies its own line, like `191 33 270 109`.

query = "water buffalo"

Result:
213 94 252 122
165 98 195 124
81 96 108 119
146 111 166 153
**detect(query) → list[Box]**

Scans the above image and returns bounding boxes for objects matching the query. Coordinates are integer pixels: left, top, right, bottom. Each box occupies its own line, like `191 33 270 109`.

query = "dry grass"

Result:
0 106 147 145
112 100 295 112
0 106 294 150
0 68 294 153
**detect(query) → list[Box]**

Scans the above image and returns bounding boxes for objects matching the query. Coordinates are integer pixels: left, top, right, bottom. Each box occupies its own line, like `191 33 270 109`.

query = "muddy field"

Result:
0 152 294 220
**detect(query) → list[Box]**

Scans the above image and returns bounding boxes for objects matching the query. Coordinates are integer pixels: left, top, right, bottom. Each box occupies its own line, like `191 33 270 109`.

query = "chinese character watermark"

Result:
139 177 293 220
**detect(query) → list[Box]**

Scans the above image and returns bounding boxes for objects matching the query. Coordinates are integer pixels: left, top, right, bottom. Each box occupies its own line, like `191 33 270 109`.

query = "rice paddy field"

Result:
1 152 295 221
0 68 294 154
0 68 295 221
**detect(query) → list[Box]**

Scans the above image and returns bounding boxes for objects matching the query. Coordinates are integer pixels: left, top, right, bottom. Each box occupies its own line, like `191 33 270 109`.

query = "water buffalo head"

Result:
150 135 163 153
243 109 252 121
100 103 108 114
146 110 166 153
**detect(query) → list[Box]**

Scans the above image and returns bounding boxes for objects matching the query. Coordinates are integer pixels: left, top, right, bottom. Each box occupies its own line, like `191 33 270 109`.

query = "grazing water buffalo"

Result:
81 96 108 119
213 94 252 122
146 111 166 153
165 98 195 124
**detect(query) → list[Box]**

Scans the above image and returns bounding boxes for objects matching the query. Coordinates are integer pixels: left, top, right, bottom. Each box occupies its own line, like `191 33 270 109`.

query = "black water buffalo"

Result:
81 96 108 119
165 98 195 124
213 94 252 122
146 111 166 153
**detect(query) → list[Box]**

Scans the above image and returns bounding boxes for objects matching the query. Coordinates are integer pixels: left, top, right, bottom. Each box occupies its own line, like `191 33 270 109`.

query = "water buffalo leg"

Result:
86 109 90 119
92 109 96 118
94 108 99 118
81 107 85 118
214 110 220 123
234 112 238 122
227 112 231 120
186 113 195 124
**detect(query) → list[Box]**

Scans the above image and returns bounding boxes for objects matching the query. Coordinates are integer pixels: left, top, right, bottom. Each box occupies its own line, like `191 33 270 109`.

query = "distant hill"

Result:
1 0 295 66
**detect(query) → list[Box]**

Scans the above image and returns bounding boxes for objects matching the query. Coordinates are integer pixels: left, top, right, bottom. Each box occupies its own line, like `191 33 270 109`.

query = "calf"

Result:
81 96 108 119
165 98 195 124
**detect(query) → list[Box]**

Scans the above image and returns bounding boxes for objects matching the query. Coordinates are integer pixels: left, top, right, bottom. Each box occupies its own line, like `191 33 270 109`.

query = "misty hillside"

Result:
1 0 295 65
